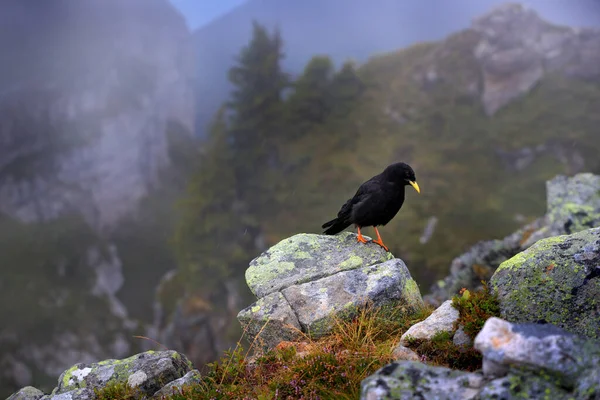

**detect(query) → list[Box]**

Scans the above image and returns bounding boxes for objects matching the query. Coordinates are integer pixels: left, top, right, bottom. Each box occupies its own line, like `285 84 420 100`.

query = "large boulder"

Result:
491 227 600 338
474 317 600 399
238 232 425 348
425 172 600 306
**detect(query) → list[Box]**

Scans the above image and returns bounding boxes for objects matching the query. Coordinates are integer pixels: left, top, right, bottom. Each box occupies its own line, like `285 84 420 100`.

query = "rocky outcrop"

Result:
0 0 195 397
237 232 425 348
361 317 600 399
0 0 194 230
472 3 600 116
7 351 198 400
425 172 600 306
492 227 600 338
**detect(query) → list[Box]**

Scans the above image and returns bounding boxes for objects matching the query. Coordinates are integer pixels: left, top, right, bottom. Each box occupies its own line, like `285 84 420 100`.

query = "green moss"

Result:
61 365 81 389
495 235 567 272
245 261 295 291
403 279 425 309
339 255 363 269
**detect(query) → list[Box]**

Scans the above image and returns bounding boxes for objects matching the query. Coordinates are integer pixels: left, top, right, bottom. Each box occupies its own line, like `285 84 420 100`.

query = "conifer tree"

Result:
227 21 289 205
286 55 335 136
329 60 366 118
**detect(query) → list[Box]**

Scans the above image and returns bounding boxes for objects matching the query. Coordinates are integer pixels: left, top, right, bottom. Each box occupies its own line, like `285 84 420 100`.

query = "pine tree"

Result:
227 21 289 187
329 60 366 118
286 55 335 136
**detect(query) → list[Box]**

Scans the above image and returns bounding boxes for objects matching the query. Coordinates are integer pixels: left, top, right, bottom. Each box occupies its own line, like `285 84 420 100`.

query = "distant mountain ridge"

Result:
192 0 600 136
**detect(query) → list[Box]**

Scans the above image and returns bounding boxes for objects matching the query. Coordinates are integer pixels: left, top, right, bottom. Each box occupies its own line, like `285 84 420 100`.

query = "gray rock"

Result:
237 292 303 348
360 361 483 400
426 172 600 306
491 227 600 338
471 3 600 116
452 326 473 350
474 317 600 388
152 370 201 399
543 173 600 237
575 367 600 400
239 233 424 347
40 388 95 400
391 345 420 362
478 372 572 400
7 386 45 400
282 259 423 337
52 350 193 398
245 232 393 298
400 300 458 345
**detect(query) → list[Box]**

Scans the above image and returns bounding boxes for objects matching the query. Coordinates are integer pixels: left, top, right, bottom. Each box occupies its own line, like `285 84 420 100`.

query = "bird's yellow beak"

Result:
409 181 420 194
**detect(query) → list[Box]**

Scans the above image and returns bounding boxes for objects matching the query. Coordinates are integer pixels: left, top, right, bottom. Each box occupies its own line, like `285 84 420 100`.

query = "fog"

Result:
1 0 599 397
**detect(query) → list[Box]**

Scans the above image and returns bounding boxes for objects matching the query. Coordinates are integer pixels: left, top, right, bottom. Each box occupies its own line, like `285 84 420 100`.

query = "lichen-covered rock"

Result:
426 172 600 306
151 370 201 399
7 386 44 400
478 372 572 400
474 317 600 389
491 228 600 338
542 173 600 237
245 232 393 298
237 292 303 348
282 259 423 337
239 233 423 348
360 361 483 400
52 350 192 398
41 388 95 400
400 300 458 345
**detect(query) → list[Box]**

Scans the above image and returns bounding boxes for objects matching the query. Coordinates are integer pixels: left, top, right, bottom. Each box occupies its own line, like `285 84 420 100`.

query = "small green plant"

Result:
452 281 501 340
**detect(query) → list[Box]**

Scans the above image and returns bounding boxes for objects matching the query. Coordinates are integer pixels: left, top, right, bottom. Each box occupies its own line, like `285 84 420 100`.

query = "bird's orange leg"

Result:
356 226 368 244
372 227 389 252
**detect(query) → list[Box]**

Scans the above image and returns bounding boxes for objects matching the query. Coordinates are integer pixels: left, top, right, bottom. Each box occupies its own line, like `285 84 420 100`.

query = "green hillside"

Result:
174 22 600 316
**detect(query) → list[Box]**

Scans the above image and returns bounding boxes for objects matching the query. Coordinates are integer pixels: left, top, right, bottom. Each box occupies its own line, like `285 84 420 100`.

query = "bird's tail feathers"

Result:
322 217 351 235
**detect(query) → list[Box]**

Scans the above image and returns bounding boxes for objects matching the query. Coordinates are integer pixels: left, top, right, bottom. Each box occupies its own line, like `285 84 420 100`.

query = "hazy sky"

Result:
169 0 247 29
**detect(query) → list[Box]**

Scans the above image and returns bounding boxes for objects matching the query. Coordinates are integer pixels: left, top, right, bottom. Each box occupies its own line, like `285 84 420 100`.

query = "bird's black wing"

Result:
338 177 381 218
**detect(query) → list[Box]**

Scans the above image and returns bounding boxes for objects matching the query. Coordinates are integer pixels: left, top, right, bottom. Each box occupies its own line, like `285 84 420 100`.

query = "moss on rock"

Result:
491 227 600 338
245 232 394 298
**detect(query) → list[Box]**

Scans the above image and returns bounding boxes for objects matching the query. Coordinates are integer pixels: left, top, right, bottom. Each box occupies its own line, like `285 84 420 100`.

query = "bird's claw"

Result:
356 235 369 244
372 239 389 252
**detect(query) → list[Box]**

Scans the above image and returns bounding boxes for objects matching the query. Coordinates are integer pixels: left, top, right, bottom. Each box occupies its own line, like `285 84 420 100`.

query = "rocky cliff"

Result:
0 0 194 230
472 3 600 115
0 0 195 396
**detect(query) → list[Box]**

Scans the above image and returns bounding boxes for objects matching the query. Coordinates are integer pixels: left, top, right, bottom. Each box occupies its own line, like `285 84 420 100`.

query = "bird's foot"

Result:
356 234 369 244
372 239 389 252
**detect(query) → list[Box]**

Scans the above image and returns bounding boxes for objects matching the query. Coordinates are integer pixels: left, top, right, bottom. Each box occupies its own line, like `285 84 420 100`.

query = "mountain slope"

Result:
192 0 600 136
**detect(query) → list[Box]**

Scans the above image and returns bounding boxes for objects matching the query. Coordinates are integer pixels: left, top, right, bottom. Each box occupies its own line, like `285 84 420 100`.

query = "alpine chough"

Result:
321 162 420 252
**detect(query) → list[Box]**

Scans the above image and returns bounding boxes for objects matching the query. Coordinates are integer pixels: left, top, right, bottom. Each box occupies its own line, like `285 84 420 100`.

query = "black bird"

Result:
321 162 420 251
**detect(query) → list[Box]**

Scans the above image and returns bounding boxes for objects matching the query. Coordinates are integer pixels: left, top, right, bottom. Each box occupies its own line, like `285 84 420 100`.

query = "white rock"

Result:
400 300 459 345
